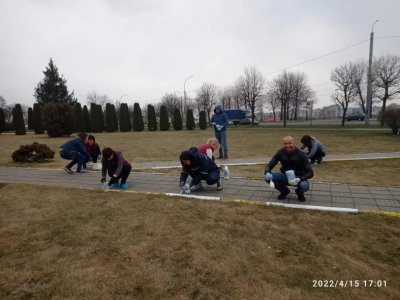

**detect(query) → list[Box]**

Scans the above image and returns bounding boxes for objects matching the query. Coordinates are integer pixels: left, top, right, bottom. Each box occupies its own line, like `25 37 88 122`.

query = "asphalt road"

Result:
259 119 380 126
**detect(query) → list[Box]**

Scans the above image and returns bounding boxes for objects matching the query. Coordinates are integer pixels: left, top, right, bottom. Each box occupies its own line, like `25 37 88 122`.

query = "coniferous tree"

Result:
160 105 169 131
14 104 26 135
42 103 75 137
33 103 44 134
147 104 157 131
173 108 183 130
90 103 100 133
133 103 144 132
186 109 195 130
98 104 105 132
34 58 77 106
112 104 119 131
105 103 115 132
74 102 85 132
199 111 207 130
119 103 131 132
27 107 34 129
83 105 91 132
0 108 6 133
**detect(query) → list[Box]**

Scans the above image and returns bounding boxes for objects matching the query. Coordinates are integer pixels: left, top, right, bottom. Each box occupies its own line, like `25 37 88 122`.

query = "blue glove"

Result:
216 125 222 131
211 122 216 126
265 173 273 181
98 155 101 160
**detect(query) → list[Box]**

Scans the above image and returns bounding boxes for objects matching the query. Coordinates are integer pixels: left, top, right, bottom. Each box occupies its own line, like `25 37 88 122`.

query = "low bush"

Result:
12 142 55 163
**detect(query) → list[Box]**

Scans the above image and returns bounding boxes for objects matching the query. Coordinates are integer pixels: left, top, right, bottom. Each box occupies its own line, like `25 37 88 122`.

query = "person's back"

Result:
61 138 84 153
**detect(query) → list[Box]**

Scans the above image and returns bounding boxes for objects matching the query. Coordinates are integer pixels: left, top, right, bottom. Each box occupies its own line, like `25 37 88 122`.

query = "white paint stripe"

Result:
133 172 165 175
166 193 220 201
266 202 358 213
152 166 181 169
356 157 387 160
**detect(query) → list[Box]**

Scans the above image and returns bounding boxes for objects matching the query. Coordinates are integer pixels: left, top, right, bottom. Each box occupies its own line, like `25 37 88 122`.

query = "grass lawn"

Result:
0 128 399 168
0 183 399 299
135 159 400 187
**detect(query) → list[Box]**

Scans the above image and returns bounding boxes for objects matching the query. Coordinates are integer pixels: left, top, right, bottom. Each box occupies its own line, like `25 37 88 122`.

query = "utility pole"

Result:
184 76 193 117
365 20 378 125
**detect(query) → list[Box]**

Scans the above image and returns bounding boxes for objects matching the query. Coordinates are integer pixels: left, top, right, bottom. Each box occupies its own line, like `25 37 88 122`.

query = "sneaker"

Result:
112 180 120 188
295 189 306 202
277 188 290 200
216 156 223 159
217 179 223 190
317 157 324 164
223 156 228 160
63 167 74 174
190 183 204 191
103 183 110 191
121 183 128 189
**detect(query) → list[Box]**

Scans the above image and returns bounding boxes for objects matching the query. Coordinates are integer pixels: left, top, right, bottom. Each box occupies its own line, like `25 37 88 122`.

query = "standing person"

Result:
264 136 313 202
60 132 92 174
101 148 132 190
300 135 327 164
83 135 101 169
210 105 229 159
197 138 221 160
179 147 223 192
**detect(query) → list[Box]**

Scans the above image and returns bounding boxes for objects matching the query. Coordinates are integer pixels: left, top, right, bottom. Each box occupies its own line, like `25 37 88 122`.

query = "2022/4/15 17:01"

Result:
313 280 387 288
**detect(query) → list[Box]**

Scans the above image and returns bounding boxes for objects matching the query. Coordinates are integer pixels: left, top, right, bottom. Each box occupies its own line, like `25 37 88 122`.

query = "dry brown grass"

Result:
136 159 400 187
0 129 399 168
0 183 399 299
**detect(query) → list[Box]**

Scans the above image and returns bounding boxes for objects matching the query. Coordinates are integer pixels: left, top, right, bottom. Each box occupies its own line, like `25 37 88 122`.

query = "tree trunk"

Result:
341 106 347 126
380 88 389 127
283 101 287 127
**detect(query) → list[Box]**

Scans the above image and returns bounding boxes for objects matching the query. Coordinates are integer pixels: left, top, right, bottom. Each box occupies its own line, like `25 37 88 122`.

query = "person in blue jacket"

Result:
210 104 229 159
179 147 223 192
60 132 92 174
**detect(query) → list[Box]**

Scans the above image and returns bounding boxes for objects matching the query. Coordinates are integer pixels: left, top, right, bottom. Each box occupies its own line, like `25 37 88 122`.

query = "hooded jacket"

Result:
61 138 91 160
180 147 220 186
210 105 229 132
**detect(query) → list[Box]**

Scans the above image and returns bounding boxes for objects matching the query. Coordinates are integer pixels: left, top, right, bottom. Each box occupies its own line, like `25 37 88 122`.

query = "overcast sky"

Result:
1 0 399 109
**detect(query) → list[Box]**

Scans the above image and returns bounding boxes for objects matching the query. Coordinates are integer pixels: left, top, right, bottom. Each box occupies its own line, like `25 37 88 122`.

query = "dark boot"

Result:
278 187 290 200
295 189 306 202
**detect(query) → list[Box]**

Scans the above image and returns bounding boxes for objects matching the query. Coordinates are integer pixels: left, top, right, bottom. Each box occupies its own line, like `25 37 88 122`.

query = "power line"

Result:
374 35 400 40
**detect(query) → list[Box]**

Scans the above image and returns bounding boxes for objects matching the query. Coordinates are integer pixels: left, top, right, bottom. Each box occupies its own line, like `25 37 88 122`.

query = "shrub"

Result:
119 103 131 132
42 103 76 137
14 104 26 135
133 103 144 132
98 104 105 132
74 102 85 132
0 108 5 133
112 104 119 131
186 109 195 130
173 108 183 130
105 103 115 132
382 108 400 134
33 103 44 134
160 105 169 131
28 107 34 129
12 142 55 163
147 104 157 131
199 111 207 130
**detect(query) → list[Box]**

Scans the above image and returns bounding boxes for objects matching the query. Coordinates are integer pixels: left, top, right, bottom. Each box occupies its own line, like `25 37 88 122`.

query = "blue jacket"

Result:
180 147 220 186
61 138 91 160
210 105 229 132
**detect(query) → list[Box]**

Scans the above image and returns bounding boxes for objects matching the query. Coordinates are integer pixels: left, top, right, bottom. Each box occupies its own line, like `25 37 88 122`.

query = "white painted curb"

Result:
266 202 358 213
166 193 220 201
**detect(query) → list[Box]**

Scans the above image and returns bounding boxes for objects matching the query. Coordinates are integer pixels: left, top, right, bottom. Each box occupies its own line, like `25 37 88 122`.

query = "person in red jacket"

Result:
100 148 132 190
83 135 101 169
197 138 221 160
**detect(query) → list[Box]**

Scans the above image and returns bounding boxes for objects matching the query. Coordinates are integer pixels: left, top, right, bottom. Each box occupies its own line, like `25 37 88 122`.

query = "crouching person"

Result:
264 136 313 202
179 147 223 192
101 148 132 190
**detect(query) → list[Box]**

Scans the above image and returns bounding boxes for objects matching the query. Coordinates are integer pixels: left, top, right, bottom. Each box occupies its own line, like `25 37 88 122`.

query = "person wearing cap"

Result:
83 135 101 169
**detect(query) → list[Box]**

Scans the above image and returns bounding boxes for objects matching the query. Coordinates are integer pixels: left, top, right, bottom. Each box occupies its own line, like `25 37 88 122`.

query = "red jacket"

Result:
85 142 101 157
197 144 214 155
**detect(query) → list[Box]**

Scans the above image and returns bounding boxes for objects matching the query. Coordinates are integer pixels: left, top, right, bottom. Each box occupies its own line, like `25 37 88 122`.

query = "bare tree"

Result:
269 71 297 126
195 83 218 122
235 66 266 125
330 62 357 126
290 72 309 120
219 87 233 110
373 54 400 126
161 93 180 122
231 85 244 109
266 91 280 121
0 95 6 109
86 91 111 109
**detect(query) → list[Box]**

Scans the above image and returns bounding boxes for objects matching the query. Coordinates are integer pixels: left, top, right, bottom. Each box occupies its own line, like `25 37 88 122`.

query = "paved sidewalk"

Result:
132 152 400 169
1 167 400 213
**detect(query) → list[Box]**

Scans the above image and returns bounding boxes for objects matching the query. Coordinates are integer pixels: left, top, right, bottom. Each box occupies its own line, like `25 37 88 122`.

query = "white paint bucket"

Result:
285 170 295 181
92 163 102 171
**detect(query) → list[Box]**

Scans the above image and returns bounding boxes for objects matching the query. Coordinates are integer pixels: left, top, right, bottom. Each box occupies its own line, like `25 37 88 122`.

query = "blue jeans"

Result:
266 172 310 194
215 130 228 157
60 150 85 172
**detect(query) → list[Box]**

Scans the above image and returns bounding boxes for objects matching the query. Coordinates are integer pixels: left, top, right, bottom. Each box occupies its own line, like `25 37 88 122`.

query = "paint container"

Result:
285 170 296 181
224 166 230 179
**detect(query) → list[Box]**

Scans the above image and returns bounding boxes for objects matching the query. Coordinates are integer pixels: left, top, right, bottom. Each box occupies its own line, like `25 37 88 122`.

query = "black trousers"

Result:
308 149 326 161
83 154 98 168
108 164 132 185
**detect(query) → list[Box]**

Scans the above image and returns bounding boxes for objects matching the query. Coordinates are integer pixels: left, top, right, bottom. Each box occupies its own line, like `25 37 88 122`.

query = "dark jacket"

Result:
264 147 314 181
101 150 128 178
85 142 101 157
210 105 229 132
61 138 91 160
180 147 220 186
300 136 327 159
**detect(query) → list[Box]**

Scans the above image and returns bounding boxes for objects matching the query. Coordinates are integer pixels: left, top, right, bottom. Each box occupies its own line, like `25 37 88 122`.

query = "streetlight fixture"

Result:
365 20 378 125
174 91 182 113
120 94 128 102
184 76 193 115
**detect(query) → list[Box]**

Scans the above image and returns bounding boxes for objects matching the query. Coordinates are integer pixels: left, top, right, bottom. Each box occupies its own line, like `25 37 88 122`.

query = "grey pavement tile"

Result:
217 188 238 195
378 207 400 213
353 198 377 205
232 194 253 200
376 199 400 208
369 190 392 196
329 188 351 193
235 190 256 197
311 184 331 191
267 198 289 204
332 197 354 203
331 192 352 197
310 201 332 207
249 195 270 202
245 181 263 187
331 202 355 208
389 191 400 196
349 187 370 193
395 195 400 201
309 195 332 202
239 185 260 191
351 193 374 199
368 187 390 192
355 204 380 211
373 194 395 200
311 191 331 196
229 180 247 186
253 191 273 197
